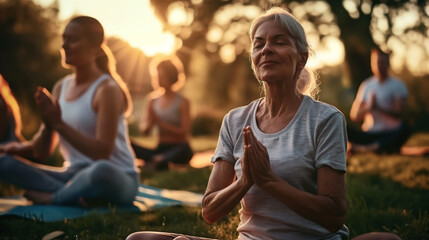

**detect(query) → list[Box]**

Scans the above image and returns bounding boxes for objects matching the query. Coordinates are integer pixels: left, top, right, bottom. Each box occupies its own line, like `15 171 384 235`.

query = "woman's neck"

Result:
262 82 302 118
74 62 104 84
162 87 176 97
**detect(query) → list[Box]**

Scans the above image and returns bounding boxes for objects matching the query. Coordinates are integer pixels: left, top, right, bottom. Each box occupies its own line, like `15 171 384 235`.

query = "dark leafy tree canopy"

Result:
0 0 69 99
0 0 69 135
151 0 429 89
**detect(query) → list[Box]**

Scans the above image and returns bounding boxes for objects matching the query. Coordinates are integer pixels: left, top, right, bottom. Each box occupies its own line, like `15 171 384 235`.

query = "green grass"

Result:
1 133 429 239
346 173 429 239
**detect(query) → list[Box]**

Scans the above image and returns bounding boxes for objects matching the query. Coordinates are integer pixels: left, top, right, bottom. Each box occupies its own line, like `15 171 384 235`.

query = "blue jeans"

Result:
0 154 138 205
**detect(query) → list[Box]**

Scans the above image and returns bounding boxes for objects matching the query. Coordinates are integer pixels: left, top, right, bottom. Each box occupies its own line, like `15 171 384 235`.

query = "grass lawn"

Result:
1 134 428 240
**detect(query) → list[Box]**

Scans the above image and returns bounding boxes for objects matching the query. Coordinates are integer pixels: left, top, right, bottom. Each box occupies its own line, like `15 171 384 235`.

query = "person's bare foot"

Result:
401 146 429 156
152 154 164 164
24 190 53 205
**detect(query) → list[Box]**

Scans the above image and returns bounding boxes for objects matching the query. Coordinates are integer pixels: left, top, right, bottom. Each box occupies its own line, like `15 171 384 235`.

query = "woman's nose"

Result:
261 42 273 55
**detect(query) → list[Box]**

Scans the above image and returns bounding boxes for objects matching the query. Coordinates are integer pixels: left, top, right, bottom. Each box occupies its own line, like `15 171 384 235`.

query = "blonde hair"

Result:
0 74 23 140
296 68 319 98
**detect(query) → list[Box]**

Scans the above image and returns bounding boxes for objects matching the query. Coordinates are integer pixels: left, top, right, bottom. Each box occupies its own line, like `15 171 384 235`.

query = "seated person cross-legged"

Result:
0 16 138 207
126 7 400 240
348 48 410 155
131 56 193 170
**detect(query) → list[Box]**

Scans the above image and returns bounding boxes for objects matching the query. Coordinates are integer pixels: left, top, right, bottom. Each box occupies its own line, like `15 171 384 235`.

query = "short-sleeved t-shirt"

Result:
358 76 408 132
212 95 348 240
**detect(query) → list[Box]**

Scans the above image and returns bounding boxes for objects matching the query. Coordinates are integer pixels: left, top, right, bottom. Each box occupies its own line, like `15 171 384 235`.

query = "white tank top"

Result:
58 74 136 174
153 94 182 134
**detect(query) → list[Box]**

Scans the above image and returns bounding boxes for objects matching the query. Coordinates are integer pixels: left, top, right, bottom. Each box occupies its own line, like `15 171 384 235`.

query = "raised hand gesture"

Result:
34 87 62 130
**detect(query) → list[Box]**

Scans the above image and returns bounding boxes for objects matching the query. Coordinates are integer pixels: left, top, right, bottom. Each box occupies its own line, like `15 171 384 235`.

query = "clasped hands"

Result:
34 86 62 130
361 91 377 112
241 126 276 188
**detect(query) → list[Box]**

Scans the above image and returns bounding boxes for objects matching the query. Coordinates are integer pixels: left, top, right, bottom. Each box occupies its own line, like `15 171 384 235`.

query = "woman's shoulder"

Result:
145 91 162 103
174 93 190 103
387 76 407 88
304 96 345 119
224 99 260 121
96 76 124 98
96 73 128 91
92 74 126 106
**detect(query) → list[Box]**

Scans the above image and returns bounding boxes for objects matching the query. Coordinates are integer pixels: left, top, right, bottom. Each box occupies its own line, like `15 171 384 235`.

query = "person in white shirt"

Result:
348 48 410 154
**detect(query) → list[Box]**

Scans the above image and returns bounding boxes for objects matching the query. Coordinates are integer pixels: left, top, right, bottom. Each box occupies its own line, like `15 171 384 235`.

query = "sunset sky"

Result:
34 0 345 68
36 0 178 56
33 0 428 74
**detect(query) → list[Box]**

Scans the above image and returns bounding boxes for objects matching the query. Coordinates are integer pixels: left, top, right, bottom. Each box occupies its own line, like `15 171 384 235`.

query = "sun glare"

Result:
36 0 349 69
36 0 178 56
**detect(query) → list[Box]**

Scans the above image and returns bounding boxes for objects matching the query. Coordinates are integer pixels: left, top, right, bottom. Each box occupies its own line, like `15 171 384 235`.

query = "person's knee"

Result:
352 232 401 240
0 155 14 173
125 232 142 240
126 232 174 240
88 161 118 184
173 236 190 240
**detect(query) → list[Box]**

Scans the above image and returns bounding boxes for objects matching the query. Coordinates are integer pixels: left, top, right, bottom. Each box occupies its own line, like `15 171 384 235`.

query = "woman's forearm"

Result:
155 99 191 136
259 171 346 232
202 177 250 223
1 141 34 159
350 100 367 122
54 122 112 160
202 160 251 224
32 126 57 160
156 118 188 135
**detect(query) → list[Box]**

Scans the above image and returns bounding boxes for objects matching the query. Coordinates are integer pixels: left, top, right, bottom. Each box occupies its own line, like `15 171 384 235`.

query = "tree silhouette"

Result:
150 0 429 91
0 0 69 135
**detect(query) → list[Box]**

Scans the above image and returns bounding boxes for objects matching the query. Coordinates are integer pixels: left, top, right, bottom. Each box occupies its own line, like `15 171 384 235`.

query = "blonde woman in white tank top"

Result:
0 16 138 206
131 56 193 170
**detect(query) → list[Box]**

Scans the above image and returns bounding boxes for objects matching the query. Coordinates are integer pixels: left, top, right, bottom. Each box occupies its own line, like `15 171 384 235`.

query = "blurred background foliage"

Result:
1 0 428 139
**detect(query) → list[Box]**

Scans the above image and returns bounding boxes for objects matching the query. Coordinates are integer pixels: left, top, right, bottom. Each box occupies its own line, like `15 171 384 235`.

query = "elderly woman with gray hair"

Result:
126 7 400 240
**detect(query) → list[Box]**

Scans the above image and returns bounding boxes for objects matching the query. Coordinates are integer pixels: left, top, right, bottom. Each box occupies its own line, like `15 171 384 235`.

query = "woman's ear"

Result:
298 52 309 70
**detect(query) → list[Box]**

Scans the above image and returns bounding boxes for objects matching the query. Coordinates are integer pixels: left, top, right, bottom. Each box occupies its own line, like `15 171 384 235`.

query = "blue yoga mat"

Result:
0 184 203 222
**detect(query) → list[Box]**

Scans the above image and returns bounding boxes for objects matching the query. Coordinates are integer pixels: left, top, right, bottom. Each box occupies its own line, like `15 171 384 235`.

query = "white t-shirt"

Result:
212 95 348 240
357 76 408 132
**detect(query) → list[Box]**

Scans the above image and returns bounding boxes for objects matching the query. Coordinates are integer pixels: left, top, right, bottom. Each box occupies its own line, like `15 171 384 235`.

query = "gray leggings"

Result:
0 154 138 205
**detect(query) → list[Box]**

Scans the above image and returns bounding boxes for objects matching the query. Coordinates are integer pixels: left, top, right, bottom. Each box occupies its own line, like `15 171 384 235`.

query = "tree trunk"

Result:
327 1 375 91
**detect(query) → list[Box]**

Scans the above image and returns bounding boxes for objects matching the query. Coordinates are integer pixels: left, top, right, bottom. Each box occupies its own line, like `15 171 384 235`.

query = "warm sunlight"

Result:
36 0 347 69
307 36 345 69
36 0 178 56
